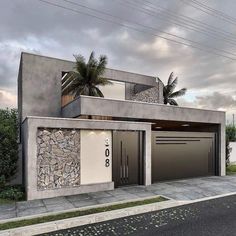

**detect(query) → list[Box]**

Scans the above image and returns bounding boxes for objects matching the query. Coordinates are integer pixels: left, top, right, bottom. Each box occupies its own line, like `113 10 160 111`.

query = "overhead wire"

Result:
117 0 236 47
37 0 236 60
60 0 236 57
136 0 236 41
189 0 236 22
180 0 236 26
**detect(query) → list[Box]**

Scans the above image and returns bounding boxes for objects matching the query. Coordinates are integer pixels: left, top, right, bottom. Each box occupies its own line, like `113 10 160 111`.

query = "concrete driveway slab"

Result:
1 175 236 222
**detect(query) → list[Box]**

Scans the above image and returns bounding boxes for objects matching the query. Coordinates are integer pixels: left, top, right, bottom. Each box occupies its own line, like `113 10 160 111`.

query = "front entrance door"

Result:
112 131 143 187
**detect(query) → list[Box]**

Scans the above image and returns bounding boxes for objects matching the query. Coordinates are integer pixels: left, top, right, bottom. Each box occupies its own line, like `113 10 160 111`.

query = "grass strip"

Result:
0 199 15 205
226 164 236 175
0 196 167 231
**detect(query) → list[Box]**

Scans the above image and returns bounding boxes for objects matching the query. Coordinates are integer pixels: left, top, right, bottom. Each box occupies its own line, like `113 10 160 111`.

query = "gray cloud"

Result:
196 92 236 110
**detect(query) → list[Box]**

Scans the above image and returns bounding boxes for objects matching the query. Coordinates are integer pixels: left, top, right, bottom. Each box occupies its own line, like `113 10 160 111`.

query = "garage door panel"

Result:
152 131 215 182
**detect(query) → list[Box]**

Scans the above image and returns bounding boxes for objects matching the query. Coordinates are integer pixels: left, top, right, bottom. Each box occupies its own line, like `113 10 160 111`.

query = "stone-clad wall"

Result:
37 129 80 190
125 81 163 104
131 86 160 103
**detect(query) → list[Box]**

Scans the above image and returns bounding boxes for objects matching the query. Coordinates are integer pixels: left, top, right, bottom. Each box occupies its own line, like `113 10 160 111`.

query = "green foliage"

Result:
62 51 111 98
225 124 236 167
226 124 236 142
0 109 18 185
226 164 236 174
161 72 187 106
0 185 24 201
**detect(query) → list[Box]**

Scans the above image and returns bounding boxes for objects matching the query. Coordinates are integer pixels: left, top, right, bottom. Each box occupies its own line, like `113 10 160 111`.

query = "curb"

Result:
0 195 170 224
0 200 179 236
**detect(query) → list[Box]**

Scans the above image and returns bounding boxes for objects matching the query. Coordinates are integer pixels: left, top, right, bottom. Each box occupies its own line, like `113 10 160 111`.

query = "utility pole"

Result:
233 114 235 126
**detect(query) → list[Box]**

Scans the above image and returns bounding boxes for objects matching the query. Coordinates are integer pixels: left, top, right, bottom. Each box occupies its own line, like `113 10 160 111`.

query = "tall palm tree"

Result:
62 51 111 98
162 72 187 106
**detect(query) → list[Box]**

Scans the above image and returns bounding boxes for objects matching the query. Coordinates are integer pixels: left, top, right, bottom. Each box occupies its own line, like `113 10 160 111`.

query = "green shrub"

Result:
0 185 24 201
0 109 18 185
226 124 236 142
226 124 236 166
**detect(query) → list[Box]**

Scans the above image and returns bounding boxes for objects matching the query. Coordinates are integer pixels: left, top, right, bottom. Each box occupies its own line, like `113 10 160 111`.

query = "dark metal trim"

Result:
156 139 201 142
138 131 144 185
155 142 187 145
156 136 214 139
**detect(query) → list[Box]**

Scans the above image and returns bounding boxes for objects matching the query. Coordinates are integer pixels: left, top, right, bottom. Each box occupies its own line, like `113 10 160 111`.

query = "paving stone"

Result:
17 206 47 217
131 191 156 198
89 191 113 199
0 211 16 220
2 176 236 221
45 202 74 212
114 193 140 201
66 194 92 202
121 187 146 194
96 197 120 204
72 199 99 208
108 189 128 196
17 199 44 210
0 203 15 211
43 197 68 205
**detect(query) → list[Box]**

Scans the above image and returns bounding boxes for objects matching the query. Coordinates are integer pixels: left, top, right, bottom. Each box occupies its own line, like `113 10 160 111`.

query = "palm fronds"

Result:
161 72 187 106
63 51 110 98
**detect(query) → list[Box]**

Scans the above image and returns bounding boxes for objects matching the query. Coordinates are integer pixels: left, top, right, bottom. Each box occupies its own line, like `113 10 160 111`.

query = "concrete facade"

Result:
17 52 226 200
18 52 160 123
22 117 151 200
61 96 225 177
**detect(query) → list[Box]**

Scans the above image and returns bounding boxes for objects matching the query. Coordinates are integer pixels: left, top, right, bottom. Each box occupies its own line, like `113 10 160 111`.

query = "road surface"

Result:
38 194 236 236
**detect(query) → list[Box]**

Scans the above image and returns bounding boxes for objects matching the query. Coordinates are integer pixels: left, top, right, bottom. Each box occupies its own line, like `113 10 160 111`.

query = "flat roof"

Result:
62 96 225 124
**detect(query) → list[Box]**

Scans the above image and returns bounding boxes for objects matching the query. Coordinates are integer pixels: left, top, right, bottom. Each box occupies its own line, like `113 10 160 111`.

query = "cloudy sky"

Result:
1 0 236 123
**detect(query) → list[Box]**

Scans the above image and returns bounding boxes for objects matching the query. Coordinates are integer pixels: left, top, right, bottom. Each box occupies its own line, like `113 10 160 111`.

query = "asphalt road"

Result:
39 194 236 236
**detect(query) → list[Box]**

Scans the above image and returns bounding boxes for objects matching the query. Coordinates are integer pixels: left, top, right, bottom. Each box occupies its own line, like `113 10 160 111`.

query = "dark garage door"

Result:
152 131 216 182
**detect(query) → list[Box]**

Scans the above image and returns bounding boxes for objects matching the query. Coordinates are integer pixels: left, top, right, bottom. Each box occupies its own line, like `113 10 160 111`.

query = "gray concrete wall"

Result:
22 116 151 200
18 53 74 122
62 96 225 124
18 52 159 122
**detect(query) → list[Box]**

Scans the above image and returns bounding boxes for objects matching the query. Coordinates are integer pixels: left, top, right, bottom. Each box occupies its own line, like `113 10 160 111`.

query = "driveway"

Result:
1 175 236 222
145 175 236 201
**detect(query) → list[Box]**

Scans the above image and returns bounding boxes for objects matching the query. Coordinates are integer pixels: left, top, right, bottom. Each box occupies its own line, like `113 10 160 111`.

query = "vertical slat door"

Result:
113 131 141 187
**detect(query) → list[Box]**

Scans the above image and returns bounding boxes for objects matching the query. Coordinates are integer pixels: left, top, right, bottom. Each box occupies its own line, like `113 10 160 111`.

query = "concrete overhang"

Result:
62 96 225 124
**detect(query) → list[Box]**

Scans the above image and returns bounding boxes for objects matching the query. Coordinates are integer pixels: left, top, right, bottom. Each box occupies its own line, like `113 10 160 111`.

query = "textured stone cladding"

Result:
37 129 80 190
131 86 160 103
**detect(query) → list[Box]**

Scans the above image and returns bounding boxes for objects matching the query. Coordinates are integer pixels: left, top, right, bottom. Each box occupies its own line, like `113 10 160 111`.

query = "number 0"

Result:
105 149 110 157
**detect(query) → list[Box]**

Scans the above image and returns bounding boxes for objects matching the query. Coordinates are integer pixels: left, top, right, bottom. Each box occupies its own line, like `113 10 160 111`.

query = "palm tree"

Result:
62 51 111 98
162 72 187 106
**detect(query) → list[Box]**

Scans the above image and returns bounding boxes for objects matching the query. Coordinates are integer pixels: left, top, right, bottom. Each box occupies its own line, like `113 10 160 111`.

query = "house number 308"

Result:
105 138 110 167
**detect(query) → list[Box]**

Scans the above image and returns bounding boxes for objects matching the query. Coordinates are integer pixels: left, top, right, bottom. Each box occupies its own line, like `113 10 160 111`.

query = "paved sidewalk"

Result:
1 175 236 222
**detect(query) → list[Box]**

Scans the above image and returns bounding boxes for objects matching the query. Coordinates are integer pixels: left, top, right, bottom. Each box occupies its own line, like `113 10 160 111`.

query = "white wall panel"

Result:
98 80 125 100
81 130 112 184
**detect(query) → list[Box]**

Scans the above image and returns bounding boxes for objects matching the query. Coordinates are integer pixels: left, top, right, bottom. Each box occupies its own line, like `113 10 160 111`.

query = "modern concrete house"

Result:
18 52 226 200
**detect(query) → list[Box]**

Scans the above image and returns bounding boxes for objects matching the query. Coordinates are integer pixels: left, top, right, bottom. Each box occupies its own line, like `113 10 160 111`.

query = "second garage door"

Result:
152 131 216 182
